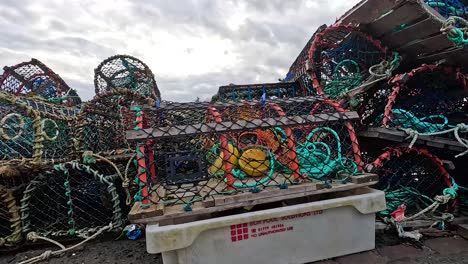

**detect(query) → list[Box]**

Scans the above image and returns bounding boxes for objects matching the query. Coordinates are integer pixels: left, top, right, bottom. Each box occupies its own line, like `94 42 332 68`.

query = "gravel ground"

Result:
0 238 161 264
1 235 468 264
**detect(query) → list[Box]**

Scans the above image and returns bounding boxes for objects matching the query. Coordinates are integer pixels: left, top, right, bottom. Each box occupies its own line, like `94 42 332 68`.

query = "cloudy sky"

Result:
0 0 360 102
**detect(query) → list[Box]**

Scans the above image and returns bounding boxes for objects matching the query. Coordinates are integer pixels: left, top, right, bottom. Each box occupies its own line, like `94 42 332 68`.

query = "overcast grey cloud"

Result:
0 0 360 102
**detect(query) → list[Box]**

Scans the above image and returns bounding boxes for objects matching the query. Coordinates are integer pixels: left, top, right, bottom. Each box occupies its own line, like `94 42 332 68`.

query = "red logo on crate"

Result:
230 223 249 242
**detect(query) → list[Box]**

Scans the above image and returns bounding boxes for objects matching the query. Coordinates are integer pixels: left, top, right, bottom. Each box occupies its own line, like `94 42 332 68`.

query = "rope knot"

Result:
434 194 452 204
26 232 39 242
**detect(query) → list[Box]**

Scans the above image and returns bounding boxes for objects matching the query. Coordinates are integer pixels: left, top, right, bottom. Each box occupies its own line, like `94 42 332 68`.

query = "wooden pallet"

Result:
358 127 467 152
338 0 464 67
128 173 378 224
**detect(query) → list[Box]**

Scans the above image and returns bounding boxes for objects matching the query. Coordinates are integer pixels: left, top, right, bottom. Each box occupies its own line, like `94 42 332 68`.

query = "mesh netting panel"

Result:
0 98 36 161
284 25 327 83
94 55 160 99
215 82 305 102
308 24 387 98
21 162 124 238
357 82 394 127
424 0 467 18
77 89 155 154
381 65 468 134
0 59 81 106
369 148 453 216
129 97 362 209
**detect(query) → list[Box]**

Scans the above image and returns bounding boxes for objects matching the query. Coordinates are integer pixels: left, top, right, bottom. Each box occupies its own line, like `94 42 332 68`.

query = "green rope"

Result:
296 127 358 181
54 164 76 236
323 59 364 98
448 27 468 46
379 109 449 133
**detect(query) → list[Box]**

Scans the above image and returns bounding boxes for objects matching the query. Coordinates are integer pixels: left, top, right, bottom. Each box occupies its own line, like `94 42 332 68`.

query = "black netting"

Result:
369 148 453 216
128 97 363 209
381 66 468 135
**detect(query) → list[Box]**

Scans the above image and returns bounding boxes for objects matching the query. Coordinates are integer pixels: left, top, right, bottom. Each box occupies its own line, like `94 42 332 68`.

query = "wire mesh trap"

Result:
367 147 455 217
126 97 363 210
381 65 468 137
20 162 124 238
214 82 306 102
307 24 388 99
76 89 155 155
94 55 161 100
0 59 81 106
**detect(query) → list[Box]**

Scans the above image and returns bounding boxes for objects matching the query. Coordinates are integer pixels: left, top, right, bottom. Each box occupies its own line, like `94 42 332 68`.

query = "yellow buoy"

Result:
238 148 270 177
207 143 239 175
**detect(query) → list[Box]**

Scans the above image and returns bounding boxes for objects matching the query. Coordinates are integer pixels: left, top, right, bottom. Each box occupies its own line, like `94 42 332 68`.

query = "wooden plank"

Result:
416 46 468 65
369 2 426 37
129 180 378 224
458 224 468 240
358 127 467 152
209 182 327 207
126 112 360 140
338 0 401 25
383 17 440 48
400 34 454 56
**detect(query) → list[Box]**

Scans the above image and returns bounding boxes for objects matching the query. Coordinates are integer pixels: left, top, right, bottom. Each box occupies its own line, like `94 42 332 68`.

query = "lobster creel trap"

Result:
94 55 161 100
20 162 124 238
0 59 81 106
125 97 377 221
214 82 306 102
307 24 387 99
381 65 468 134
367 147 456 217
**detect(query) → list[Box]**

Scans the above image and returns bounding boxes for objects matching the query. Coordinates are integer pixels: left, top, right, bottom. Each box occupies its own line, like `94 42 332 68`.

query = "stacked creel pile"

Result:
1 0 468 249
0 55 159 247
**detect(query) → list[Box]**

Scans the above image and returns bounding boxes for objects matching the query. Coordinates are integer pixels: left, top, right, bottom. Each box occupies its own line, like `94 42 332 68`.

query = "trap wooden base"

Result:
128 173 378 224
358 127 467 153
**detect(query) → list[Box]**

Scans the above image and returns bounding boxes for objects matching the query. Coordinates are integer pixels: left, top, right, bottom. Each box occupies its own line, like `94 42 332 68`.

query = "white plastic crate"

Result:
146 187 386 264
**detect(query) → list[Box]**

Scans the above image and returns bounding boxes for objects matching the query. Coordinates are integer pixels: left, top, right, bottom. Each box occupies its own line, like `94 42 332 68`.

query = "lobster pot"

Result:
94 55 160 99
381 65 468 134
356 81 394 127
127 97 362 208
284 25 327 84
37 106 76 161
368 147 454 216
0 95 36 161
77 89 154 155
0 186 22 247
0 59 81 106
308 24 387 98
215 82 305 102
20 162 124 238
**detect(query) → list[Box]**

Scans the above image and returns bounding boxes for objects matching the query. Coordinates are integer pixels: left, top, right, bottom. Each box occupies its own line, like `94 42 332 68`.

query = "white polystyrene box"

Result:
146 187 386 264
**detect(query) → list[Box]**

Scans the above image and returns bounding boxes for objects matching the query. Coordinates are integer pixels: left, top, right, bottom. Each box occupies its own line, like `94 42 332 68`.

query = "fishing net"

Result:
127 97 362 210
20 162 124 238
76 89 154 155
284 25 327 84
215 82 305 102
424 0 467 18
381 65 468 136
0 59 81 106
368 147 455 216
307 24 387 98
94 55 160 99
